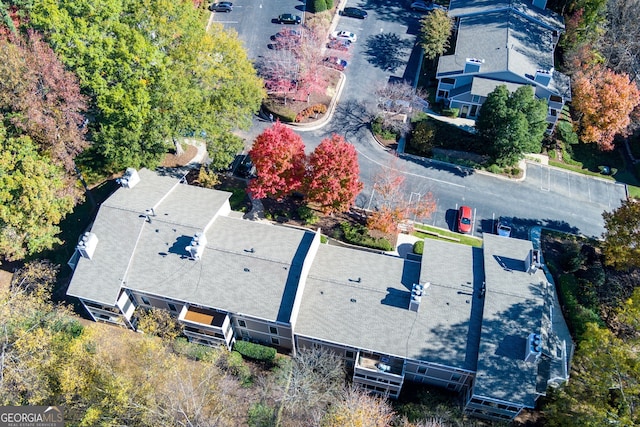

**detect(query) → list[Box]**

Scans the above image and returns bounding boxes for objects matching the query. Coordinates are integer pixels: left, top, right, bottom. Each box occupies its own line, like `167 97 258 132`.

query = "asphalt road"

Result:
212 2 627 239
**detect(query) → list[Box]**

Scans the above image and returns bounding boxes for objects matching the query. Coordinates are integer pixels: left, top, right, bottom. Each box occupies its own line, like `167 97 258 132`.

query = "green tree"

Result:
29 0 264 173
0 127 75 261
313 0 328 12
601 199 640 270
544 293 640 427
475 85 547 166
419 9 453 61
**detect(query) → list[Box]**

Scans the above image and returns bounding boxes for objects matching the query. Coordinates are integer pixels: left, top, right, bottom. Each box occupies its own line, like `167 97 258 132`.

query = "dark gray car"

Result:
209 2 233 12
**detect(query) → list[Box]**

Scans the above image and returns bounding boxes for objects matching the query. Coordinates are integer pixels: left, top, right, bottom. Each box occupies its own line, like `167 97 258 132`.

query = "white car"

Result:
330 31 357 43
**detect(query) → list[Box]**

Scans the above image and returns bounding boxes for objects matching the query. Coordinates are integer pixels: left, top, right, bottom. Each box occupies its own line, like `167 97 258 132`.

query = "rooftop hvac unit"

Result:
409 283 427 312
186 232 207 260
76 232 99 259
116 168 141 188
524 333 542 363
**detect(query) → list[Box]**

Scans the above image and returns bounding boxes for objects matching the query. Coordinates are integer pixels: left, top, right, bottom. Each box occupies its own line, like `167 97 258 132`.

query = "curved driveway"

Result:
216 0 626 239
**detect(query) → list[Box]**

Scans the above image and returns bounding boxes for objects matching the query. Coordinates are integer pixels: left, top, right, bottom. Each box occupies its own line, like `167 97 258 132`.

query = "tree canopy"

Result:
571 65 640 150
601 198 640 270
543 289 640 426
0 126 75 261
306 134 363 214
419 9 453 61
475 85 548 166
0 31 88 176
248 121 306 200
28 0 265 173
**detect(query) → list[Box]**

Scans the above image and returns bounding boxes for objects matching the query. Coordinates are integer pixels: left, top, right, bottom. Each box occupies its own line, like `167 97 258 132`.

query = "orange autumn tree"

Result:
306 134 363 214
367 162 436 234
248 121 306 200
572 65 640 150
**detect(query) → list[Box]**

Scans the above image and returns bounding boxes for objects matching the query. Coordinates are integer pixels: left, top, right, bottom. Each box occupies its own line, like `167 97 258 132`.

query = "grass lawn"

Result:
412 223 483 247
550 143 640 198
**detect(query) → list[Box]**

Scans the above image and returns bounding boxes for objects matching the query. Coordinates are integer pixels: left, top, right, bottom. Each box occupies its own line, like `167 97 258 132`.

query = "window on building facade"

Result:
417 366 427 374
269 326 278 335
442 78 455 84
437 90 449 98
238 319 246 328
167 303 177 312
471 95 480 103
345 350 354 359
140 296 151 306
271 337 280 345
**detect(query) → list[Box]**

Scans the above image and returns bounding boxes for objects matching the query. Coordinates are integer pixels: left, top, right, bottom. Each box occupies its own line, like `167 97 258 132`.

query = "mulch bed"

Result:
161 144 199 168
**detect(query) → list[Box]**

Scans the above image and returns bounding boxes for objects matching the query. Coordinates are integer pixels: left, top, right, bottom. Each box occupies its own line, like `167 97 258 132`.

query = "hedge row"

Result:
295 104 327 122
233 340 276 362
339 222 393 251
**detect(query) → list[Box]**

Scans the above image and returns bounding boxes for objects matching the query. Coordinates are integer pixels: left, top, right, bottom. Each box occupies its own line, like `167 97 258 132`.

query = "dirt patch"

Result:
161 144 199 168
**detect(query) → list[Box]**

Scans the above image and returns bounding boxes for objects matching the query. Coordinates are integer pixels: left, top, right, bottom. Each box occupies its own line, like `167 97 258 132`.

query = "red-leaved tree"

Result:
367 161 437 233
248 121 306 200
0 31 88 175
306 134 363 214
572 65 640 150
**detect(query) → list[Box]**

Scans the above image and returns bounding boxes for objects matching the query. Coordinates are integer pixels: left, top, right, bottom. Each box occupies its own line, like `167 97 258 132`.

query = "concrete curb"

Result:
287 72 346 132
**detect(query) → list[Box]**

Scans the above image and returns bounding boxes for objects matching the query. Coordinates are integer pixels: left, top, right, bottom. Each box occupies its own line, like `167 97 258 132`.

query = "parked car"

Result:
496 218 512 237
323 56 348 71
341 7 368 19
457 205 473 233
326 39 352 51
209 1 233 12
278 13 302 24
270 29 302 49
330 30 357 43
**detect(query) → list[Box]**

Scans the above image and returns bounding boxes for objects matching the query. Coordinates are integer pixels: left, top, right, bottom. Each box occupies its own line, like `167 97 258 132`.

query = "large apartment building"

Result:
67 168 571 422
435 0 571 132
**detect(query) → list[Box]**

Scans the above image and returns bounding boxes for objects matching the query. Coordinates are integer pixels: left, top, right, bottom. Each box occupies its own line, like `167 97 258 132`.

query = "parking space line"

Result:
540 165 550 192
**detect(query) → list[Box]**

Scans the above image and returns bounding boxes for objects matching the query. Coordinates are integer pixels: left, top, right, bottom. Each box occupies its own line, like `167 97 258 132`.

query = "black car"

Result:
341 7 367 19
278 13 302 24
209 1 233 12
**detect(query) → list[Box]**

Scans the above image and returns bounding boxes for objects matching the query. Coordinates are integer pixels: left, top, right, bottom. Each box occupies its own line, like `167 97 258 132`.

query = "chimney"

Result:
116 168 141 188
534 68 553 86
532 0 547 10
464 58 484 74
186 232 207 260
76 232 99 259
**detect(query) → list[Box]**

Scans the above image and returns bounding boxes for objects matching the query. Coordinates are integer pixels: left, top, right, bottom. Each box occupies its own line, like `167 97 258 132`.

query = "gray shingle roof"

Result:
67 169 315 322
295 241 482 371
474 233 549 407
448 0 564 31
124 216 315 322
437 7 570 98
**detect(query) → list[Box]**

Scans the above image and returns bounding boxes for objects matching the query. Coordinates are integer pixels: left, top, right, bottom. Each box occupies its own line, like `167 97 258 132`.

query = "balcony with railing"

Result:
353 352 405 398
179 305 233 348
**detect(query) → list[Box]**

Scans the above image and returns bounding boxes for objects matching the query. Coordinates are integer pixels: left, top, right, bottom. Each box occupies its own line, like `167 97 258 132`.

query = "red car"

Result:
457 205 473 233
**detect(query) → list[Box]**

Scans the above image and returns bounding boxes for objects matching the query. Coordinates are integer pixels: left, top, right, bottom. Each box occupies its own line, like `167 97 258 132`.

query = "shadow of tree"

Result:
327 98 375 137
399 153 476 178
364 33 414 72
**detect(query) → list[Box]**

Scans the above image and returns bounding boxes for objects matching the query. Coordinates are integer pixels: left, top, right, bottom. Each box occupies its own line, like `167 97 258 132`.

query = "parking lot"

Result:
209 0 423 106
